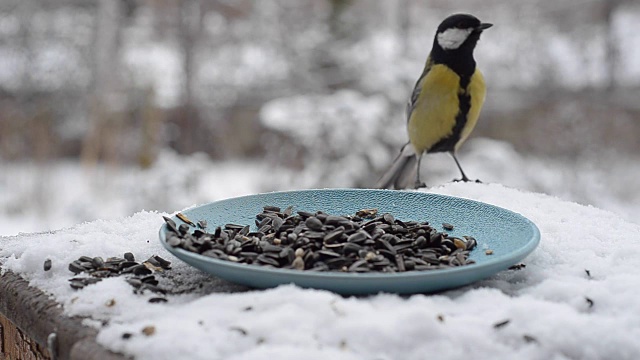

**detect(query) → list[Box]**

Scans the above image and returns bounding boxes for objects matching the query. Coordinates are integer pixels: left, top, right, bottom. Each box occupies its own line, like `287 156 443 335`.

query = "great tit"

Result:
376 14 492 189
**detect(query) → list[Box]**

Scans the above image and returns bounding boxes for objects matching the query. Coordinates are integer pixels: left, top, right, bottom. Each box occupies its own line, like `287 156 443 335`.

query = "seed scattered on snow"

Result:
142 325 156 336
493 319 510 329
585 297 594 308
230 326 248 336
523 334 538 343
508 263 526 271
66 253 171 293
148 297 168 304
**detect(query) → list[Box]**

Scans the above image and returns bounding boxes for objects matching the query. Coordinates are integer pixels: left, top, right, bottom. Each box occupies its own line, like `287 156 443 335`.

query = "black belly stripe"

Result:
428 73 472 153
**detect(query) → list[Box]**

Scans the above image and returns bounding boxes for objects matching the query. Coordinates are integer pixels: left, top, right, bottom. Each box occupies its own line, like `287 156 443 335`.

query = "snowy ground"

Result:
1 183 640 359
1 138 639 238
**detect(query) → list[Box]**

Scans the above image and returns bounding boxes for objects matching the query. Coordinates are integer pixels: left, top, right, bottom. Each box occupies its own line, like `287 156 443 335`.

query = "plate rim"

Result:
159 188 540 281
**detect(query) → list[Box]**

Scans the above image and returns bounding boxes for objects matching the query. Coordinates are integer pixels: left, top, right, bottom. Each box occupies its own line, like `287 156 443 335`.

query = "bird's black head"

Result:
434 13 492 53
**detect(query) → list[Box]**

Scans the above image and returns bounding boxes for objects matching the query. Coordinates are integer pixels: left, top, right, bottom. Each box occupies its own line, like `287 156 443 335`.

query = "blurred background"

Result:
1 0 639 236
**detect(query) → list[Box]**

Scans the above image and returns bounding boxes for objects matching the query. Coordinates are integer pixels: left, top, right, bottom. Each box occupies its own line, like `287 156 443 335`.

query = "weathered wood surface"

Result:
0 314 50 360
0 270 125 360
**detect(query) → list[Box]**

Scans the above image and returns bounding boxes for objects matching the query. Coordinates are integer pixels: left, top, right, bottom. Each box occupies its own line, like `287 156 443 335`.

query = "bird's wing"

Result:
406 55 433 124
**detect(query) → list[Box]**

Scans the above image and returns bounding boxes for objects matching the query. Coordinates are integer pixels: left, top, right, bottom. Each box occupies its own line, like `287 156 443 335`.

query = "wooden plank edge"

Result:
0 270 127 360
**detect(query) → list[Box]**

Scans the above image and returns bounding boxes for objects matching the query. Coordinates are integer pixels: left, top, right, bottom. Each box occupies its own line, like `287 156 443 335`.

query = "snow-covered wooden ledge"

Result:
2 183 639 360
0 270 124 360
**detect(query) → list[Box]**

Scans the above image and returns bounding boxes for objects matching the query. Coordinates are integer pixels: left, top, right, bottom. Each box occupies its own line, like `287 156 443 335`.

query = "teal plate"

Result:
159 189 540 295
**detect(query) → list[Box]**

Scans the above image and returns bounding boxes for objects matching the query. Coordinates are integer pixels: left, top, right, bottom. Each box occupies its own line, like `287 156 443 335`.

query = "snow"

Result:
2 183 640 359
2 139 639 237
0 151 274 236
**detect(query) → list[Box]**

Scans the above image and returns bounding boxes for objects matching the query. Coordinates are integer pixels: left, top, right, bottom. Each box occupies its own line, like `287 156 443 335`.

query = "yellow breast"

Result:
407 65 486 154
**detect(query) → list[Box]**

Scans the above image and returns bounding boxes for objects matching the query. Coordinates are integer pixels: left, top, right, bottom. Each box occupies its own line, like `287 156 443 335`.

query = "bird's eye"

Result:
456 22 464 28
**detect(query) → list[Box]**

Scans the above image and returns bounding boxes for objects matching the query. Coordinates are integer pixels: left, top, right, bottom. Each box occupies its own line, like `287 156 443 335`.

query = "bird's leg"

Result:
450 152 481 183
414 153 427 189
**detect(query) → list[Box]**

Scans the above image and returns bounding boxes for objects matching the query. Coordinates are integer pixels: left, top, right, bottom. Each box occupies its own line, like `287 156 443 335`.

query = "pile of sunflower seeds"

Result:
164 206 478 273
67 253 171 293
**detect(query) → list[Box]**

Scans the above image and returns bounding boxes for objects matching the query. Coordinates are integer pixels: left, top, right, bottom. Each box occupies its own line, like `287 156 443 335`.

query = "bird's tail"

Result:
375 143 418 189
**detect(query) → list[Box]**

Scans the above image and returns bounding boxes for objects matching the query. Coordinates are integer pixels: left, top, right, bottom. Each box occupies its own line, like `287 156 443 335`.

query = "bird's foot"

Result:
414 181 427 189
452 177 482 183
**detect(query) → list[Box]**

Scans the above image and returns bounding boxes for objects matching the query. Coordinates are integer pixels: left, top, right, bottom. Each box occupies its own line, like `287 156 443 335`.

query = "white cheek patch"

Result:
437 28 473 50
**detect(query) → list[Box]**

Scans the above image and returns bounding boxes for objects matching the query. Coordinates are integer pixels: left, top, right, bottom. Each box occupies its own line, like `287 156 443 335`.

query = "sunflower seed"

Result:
149 297 168 304
162 206 480 274
68 261 86 274
493 319 510 329
292 257 305 270
163 216 179 234
305 217 324 231
356 208 378 218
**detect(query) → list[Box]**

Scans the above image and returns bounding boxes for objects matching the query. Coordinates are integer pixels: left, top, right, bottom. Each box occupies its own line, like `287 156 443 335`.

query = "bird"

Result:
376 13 492 189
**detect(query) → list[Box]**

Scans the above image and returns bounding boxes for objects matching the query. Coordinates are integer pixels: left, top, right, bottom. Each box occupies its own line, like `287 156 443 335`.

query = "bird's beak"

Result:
476 23 493 31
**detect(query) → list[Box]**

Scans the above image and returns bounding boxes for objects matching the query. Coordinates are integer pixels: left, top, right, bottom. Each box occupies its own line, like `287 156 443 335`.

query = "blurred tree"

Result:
81 0 124 165
0 0 638 167
328 0 353 37
138 87 163 168
601 0 630 90
175 0 203 155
